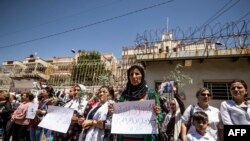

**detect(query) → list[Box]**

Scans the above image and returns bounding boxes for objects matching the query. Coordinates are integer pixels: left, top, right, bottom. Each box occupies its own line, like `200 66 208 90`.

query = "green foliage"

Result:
165 63 193 88
78 50 101 62
70 50 110 85
71 61 106 85
98 71 111 85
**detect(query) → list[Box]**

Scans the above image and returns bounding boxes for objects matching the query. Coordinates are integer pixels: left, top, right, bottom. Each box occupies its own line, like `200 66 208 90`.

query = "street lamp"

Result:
70 49 77 84
71 49 76 54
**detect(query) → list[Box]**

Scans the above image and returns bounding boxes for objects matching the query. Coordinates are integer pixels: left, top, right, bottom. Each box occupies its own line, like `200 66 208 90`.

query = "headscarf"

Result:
162 98 182 141
122 65 148 101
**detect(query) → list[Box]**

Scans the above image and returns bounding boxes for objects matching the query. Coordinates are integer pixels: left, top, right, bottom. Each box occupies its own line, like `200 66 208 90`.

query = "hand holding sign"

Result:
111 100 158 134
26 103 39 119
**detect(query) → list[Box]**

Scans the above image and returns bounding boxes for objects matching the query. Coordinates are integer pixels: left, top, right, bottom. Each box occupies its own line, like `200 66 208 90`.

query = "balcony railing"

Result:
136 48 250 61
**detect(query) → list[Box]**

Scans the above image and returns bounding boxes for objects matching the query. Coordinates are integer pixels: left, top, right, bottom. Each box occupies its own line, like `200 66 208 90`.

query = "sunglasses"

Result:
201 93 212 97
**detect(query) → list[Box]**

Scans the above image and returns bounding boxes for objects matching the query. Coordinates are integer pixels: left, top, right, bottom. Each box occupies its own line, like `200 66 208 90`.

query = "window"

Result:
159 48 162 53
7 61 13 64
204 81 232 100
166 46 169 52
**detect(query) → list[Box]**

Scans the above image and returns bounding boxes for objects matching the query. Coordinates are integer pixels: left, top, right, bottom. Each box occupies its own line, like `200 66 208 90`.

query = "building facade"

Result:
1 53 121 93
121 32 250 108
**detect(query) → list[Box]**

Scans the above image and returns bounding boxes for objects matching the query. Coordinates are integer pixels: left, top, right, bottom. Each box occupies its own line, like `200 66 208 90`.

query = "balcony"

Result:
32 70 50 80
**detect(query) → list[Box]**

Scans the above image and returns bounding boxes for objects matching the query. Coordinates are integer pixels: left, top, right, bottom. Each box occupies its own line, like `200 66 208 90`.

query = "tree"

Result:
71 50 109 86
165 63 193 88
98 71 111 86
161 63 193 101
77 50 101 61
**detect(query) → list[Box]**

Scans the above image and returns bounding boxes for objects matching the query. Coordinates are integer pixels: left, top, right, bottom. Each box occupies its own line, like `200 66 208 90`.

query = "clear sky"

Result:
0 0 249 65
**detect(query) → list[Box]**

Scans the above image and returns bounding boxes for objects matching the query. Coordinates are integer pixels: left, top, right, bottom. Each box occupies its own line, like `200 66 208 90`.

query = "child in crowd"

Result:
186 111 215 141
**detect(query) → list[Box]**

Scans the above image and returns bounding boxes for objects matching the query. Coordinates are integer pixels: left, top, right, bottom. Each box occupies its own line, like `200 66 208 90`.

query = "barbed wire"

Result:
134 20 250 49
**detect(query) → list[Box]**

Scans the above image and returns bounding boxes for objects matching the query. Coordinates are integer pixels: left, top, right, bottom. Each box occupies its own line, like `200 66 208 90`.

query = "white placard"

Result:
26 103 38 119
31 89 40 96
38 106 74 133
31 89 40 103
111 100 158 134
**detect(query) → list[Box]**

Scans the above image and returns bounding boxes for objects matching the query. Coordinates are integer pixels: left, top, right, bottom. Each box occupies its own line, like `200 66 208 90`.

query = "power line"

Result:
211 13 250 36
200 0 234 27
202 0 240 26
236 12 250 22
0 0 174 49
0 0 123 38
188 0 240 38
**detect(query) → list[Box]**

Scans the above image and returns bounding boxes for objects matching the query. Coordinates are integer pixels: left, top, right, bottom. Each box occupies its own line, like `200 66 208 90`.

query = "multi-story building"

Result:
1 53 120 92
121 32 250 108
0 67 12 92
2 31 249 108
1 55 54 91
47 57 74 89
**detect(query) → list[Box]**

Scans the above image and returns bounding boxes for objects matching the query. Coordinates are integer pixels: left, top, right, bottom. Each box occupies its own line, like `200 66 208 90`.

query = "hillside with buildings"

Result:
1 22 249 107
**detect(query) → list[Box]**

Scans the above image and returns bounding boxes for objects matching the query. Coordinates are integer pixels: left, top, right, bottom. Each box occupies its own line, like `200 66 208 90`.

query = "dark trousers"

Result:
4 119 13 141
12 122 28 141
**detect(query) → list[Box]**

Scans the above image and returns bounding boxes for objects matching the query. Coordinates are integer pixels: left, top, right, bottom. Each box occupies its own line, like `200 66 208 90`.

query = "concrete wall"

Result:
144 58 250 108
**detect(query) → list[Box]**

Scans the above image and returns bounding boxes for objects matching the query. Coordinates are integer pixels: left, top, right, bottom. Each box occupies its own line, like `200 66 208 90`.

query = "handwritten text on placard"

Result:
111 100 158 134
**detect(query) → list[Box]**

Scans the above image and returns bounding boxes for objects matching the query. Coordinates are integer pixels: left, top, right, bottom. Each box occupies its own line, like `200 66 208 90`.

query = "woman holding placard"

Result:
29 86 54 141
53 84 87 141
78 85 115 141
11 91 34 141
116 64 163 141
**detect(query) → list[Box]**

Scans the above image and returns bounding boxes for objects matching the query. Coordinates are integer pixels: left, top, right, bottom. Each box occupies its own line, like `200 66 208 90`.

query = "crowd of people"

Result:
0 64 249 141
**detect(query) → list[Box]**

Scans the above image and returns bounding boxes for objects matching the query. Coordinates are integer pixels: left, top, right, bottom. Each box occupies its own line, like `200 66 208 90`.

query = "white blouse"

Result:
220 100 250 125
187 130 215 141
64 98 86 116
83 102 109 141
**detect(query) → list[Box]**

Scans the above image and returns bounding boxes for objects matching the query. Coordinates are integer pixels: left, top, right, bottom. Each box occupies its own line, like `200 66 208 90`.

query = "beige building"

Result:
0 68 12 92
1 53 120 92
1 32 249 107
1 55 54 91
121 32 250 108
